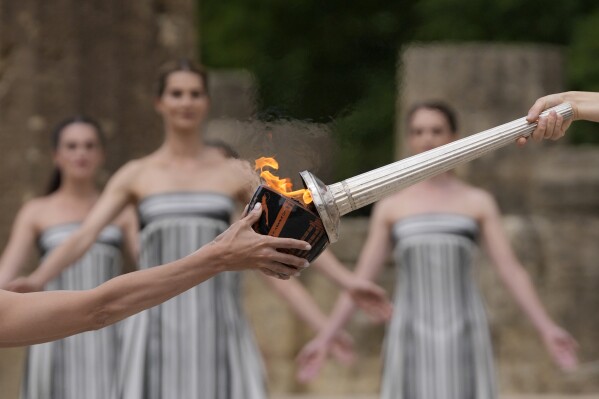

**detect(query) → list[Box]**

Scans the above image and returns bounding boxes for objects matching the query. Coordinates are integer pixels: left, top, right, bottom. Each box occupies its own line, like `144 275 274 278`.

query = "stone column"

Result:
0 1 196 397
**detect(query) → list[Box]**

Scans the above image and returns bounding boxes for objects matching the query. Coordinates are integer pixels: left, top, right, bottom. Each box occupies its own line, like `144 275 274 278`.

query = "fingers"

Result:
551 113 564 140
270 251 310 269
544 110 558 139
532 115 547 141
262 261 302 278
516 137 528 147
546 331 579 371
296 351 327 383
259 267 288 280
265 235 312 251
527 98 548 123
362 302 393 323
527 95 562 123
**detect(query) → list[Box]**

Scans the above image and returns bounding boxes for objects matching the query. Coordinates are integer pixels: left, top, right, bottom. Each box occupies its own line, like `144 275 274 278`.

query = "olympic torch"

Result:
248 103 573 262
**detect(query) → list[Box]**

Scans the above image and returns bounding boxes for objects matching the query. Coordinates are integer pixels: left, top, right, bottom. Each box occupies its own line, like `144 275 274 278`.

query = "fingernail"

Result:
253 203 262 211
303 260 310 268
294 272 301 277
304 244 312 250
527 112 534 120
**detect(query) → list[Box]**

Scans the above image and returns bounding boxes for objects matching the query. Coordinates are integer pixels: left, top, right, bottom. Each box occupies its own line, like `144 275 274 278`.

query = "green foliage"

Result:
567 9 599 144
200 0 599 180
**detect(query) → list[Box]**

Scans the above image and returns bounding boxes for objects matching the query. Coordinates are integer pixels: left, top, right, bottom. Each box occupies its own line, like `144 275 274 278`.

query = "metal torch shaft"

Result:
328 103 573 216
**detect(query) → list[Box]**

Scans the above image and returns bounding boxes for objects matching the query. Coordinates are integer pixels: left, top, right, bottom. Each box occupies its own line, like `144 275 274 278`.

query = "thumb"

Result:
242 203 262 225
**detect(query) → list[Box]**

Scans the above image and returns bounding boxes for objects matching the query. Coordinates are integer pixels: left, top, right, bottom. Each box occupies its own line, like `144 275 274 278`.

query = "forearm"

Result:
311 250 354 289
499 265 554 332
262 276 328 331
93 244 223 328
317 293 356 343
0 244 223 347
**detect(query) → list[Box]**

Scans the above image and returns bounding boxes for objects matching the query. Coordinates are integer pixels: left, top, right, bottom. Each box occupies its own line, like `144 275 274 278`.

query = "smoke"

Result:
205 118 337 188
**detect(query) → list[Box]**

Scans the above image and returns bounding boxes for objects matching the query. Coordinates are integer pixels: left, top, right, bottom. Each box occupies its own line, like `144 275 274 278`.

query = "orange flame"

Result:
255 157 313 205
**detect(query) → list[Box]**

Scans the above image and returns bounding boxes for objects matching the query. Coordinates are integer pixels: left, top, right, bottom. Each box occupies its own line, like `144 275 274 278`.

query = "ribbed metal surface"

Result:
331 103 573 216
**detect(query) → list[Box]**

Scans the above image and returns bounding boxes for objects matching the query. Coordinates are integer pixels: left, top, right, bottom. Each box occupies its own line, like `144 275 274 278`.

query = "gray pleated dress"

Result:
119 192 266 399
381 214 496 399
22 223 124 399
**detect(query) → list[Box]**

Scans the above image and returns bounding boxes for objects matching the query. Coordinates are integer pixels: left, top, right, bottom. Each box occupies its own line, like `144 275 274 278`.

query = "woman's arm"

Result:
478 191 578 370
0 202 40 288
310 249 392 322
296 200 394 382
8 162 141 291
260 274 355 365
0 205 311 347
260 275 330 332
312 201 393 342
523 91 599 143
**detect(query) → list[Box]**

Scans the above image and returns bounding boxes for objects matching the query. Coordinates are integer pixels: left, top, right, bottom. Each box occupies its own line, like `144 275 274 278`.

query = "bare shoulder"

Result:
372 191 405 224
108 158 148 188
116 158 147 178
15 197 51 228
460 183 499 217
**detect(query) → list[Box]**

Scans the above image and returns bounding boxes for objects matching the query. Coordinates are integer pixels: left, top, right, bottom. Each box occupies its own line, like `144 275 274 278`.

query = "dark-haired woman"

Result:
297 102 579 399
0 117 138 399
7 60 390 398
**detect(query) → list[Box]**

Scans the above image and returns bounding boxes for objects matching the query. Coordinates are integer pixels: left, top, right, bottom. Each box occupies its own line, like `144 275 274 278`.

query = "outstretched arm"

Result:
8 162 140 292
479 192 578 370
0 202 39 288
310 249 392 322
260 274 356 365
296 201 393 382
0 205 311 347
519 91 599 144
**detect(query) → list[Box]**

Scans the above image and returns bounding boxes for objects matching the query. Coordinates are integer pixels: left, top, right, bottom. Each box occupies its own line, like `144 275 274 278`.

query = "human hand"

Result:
330 330 356 366
296 330 355 383
347 278 393 323
6 277 44 293
516 92 578 146
210 203 311 279
541 323 579 371
296 335 333 383
521 93 576 145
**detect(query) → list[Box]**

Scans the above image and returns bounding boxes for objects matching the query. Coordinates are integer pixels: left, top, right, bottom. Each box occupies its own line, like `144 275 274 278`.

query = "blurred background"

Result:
1 0 599 398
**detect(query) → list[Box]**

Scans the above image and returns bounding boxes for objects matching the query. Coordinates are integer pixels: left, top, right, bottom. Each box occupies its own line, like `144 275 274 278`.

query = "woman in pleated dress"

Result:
297 101 579 399
0 117 139 399
13 59 391 399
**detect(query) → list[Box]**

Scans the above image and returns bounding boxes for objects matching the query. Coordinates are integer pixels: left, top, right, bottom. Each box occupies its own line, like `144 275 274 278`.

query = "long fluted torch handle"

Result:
300 103 573 243
327 103 573 216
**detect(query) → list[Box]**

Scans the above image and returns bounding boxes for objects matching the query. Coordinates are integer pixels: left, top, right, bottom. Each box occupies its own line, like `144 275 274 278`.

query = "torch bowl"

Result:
247 185 330 262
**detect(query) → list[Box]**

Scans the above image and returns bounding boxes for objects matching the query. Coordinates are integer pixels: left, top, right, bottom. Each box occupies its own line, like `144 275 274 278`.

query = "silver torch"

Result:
249 103 573 261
